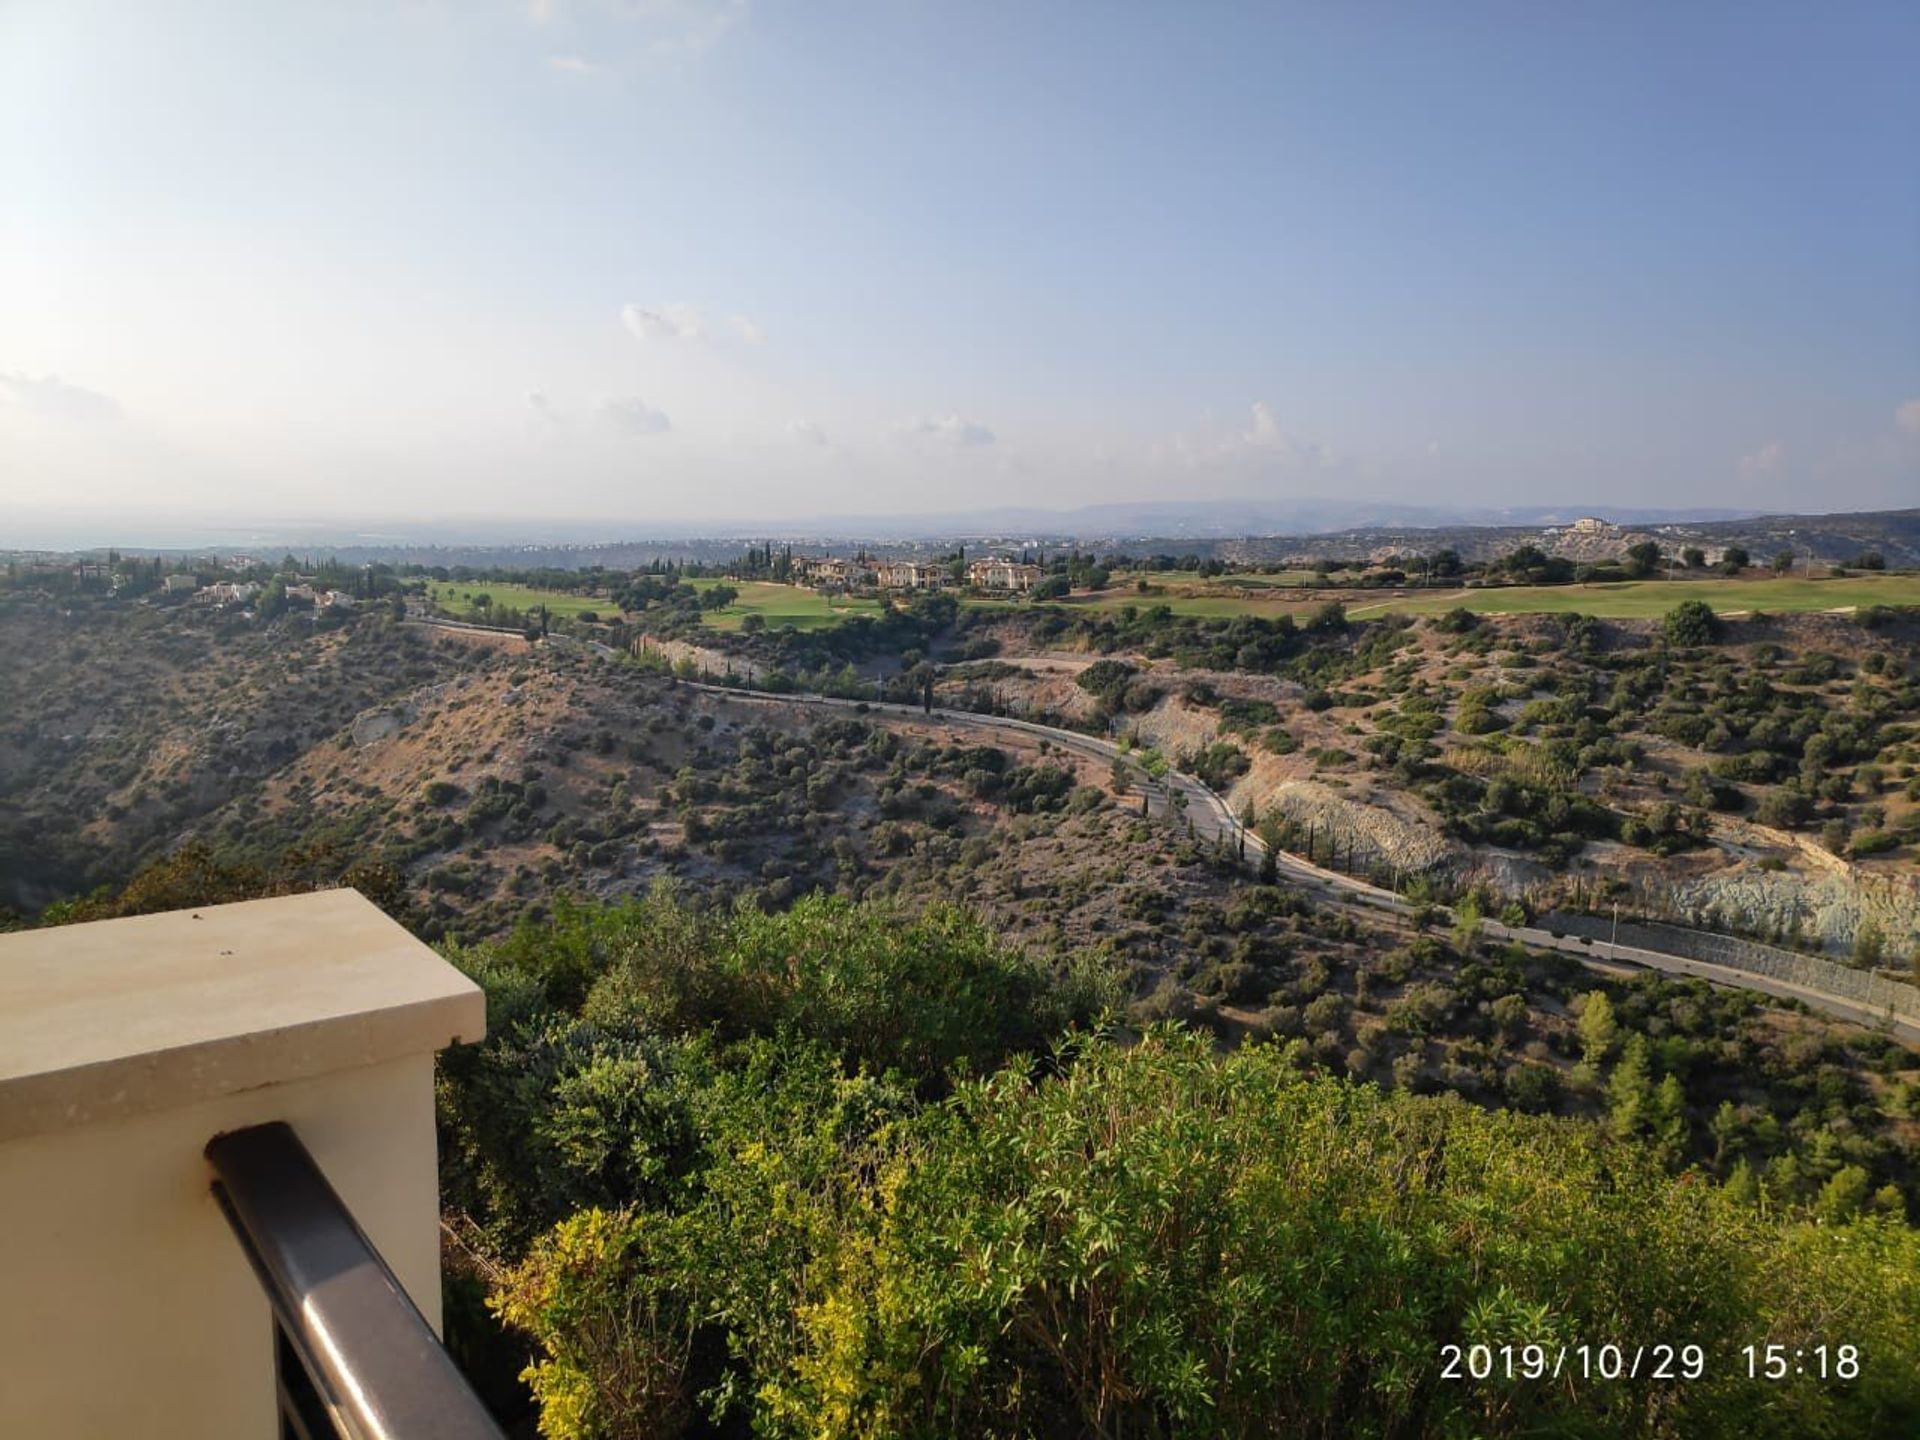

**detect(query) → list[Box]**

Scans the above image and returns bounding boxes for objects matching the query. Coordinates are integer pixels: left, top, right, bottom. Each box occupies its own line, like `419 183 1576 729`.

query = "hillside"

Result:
0 597 474 911
1164 507 1920 569
947 604 1920 960
8 594 1917 1214
10 588 1920 1435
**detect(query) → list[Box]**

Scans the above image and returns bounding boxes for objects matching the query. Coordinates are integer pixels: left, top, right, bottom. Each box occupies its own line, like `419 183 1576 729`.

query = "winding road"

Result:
679 678 1920 1045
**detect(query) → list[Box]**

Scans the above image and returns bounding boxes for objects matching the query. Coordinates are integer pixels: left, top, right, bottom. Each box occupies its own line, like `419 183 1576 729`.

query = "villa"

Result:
967 558 1044 591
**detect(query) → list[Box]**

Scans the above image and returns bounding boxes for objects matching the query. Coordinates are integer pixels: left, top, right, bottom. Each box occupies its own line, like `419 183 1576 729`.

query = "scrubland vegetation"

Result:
6 552 1920 1436
442 893 1920 1440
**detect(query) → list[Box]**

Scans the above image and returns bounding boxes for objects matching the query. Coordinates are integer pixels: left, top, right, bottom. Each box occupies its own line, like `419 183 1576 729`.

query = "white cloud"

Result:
599 395 670 435
1221 407 1328 468
545 54 596 74
621 302 706 341
1243 400 1283 449
1738 440 1785 480
788 418 828 446
906 413 995 447
618 302 763 345
0 372 122 424
527 0 558 21
1426 439 1441 458
1896 397 1920 433
1235 402 1331 465
1140 403 1346 479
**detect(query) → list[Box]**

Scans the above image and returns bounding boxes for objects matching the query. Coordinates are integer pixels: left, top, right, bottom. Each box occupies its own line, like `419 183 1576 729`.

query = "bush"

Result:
1184 739 1251 792
493 1032 1920 1440
1074 659 1136 707
440 891 1125 1246
1755 788 1814 830
1663 599 1721 647
1308 600 1349 633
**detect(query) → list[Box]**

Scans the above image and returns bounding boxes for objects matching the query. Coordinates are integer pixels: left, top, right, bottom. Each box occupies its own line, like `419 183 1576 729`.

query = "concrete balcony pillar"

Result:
0 890 485 1439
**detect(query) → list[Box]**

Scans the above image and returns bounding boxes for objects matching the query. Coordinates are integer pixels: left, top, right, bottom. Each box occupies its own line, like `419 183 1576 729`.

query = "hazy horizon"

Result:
0 494 1804 555
5 2 1918 529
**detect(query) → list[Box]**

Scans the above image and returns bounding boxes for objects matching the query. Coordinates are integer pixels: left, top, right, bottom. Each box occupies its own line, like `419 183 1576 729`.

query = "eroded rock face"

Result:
350 709 408 746
635 637 767 683
348 681 452 748
1246 778 1455 874
351 683 458 748
1454 849 1557 896
1652 862 1920 959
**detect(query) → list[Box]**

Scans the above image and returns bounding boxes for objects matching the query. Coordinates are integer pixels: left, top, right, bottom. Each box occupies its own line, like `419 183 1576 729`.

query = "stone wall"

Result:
1676 865 1918 960
1540 910 1920 1022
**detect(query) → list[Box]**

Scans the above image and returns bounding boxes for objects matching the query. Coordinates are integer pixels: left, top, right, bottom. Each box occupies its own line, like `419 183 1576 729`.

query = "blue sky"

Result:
2 1 1916 533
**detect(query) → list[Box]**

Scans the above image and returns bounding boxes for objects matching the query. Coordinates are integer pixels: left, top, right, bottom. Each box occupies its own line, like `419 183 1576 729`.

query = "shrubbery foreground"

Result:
436 891 1920 1439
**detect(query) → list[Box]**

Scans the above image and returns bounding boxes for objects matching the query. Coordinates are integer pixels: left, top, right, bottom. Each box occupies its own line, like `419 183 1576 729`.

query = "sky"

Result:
2 1 1917 541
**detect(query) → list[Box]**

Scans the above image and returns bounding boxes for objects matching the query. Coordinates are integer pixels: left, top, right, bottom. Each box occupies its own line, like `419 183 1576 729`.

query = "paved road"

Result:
680 680 1919 1045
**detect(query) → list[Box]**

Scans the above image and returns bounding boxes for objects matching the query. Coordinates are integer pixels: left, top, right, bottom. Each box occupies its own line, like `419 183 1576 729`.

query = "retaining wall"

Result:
1540 911 1920 1022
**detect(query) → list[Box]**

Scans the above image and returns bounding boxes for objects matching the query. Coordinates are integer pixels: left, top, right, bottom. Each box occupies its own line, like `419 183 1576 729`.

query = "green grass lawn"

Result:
691 579 885 631
1215 570 1323 588
426 581 611 618
1347 574 1920 620
1116 569 1321 590
1063 590 1325 618
427 578 881 631
438 572 1920 628
1060 572 1920 623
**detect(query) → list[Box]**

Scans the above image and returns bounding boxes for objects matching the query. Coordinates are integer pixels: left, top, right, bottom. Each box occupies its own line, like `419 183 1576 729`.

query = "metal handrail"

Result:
207 1122 506 1440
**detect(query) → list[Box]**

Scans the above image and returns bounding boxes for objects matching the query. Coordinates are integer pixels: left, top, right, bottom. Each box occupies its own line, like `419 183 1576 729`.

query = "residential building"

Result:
875 560 941 590
799 555 879 588
967 558 1044 591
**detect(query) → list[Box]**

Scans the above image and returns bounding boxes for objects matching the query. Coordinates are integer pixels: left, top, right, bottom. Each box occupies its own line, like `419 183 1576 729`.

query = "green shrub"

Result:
1074 659 1137 707
1663 599 1721 647
493 1031 1920 1440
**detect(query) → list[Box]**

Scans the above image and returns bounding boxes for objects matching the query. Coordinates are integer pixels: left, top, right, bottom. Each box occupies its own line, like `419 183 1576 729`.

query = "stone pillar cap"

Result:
0 890 485 1143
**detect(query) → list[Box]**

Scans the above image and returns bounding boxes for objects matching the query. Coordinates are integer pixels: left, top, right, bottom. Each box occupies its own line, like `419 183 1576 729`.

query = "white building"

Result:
968 558 1044 591
875 560 941 590
798 556 882 587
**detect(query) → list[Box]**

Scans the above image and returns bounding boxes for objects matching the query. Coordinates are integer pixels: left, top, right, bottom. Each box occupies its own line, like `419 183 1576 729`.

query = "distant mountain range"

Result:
5 497 1761 553
11 500 1918 571
1169 507 1920 569
746 498 1760 543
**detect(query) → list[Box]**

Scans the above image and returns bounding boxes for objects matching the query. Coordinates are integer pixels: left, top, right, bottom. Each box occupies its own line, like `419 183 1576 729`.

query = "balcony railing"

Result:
208 1121 505 1440
0 890 491 1438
